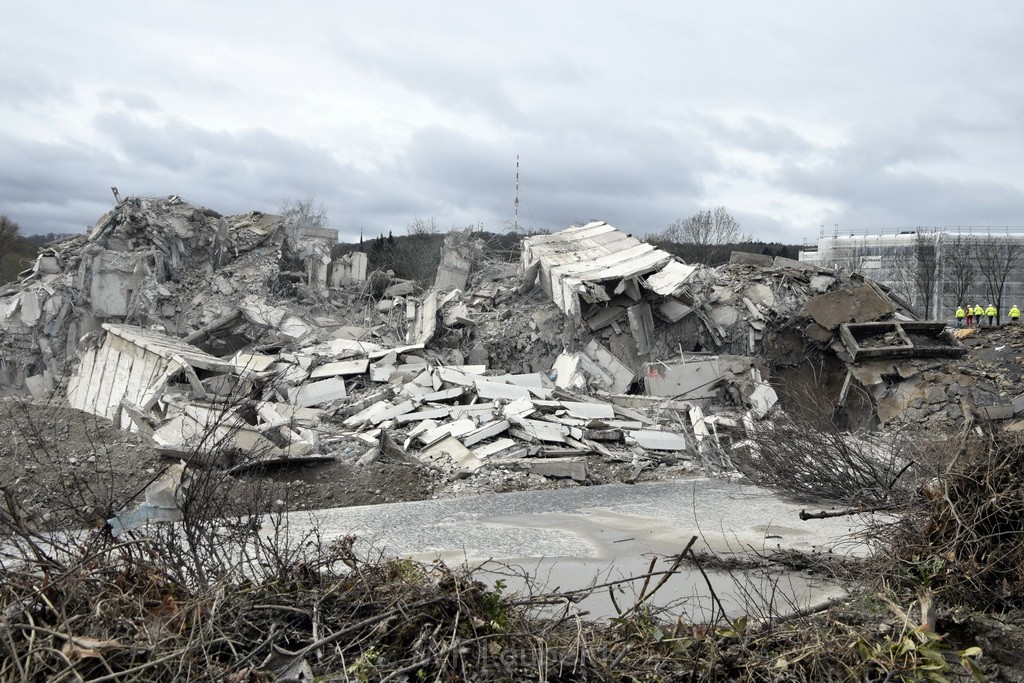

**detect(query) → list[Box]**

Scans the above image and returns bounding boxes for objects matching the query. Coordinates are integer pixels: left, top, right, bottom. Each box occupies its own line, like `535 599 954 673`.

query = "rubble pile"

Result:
0 195 294 391
518 224 1023 435
6 198 1024 527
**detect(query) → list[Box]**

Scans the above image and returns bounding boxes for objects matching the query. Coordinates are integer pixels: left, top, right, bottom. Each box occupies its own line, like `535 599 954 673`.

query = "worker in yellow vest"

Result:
955 306 966 327
1010 305 1020 324
973 304 985 327
985 304 997 326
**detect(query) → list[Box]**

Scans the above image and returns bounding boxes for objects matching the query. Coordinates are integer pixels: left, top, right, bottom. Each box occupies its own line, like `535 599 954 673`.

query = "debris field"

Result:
2 194 1024 529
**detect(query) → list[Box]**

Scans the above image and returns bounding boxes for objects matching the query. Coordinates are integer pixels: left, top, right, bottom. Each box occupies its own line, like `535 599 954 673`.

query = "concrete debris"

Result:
519 458 588 482
330 252 368 287
108 461 190 536
642 354 777 419
839 321 964 361
802 284 896 331
4 198 1013 507
434 229 484 292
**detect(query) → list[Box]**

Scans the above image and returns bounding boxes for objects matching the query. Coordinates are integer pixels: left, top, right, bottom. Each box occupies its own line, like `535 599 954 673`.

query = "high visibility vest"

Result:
955 308 966 318
974 306 985 316
986 306 997 317
1011 307 1021 319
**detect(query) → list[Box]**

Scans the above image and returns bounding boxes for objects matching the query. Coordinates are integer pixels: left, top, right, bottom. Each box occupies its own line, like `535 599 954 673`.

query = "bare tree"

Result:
830 236 872 273
660 207 750 265
941 233 975 313
869 232 938 318
912 231 939 318
886 245 917 308
278 195 329 248
406 216 441 236
976 234 1023 324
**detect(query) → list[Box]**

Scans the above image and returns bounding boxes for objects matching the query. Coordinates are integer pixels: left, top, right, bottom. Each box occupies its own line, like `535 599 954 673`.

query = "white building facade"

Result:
799 227 1024 321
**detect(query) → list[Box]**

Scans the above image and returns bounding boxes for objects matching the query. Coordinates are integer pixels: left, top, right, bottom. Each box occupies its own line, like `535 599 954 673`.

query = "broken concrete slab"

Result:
586 305 626 331
24 372 54 399
710 305 740 327
629 430 688 451
560 401 616 420
747 382 778 418
108 462 191 536
420 418 478 447
643 357 722 399
513 418 570 443
420 436 485 475
980 403 1015 421
627 303 655 356
330 251 368 286
461 419 511 447
409 291 439 345
583 340 635 394
657 298 693 323
740 283 772 309
802 284 895 330
435 230 482 293
729 251 774 267
394 407 452 424
522 457 588 482
472 437 520 459
310 358 370 379
644 260 699 296
288 376 348 408
369 400 417 425
474 379 532 401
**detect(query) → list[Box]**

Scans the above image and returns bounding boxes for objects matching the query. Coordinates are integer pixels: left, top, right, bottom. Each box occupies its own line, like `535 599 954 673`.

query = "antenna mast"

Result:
514 154 520 232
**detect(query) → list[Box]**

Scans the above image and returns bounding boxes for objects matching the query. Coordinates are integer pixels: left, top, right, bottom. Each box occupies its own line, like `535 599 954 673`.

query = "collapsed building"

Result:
2 197 1023 530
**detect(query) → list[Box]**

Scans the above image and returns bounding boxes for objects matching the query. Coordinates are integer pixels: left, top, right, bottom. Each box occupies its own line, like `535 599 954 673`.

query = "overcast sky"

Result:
2 2 1022 244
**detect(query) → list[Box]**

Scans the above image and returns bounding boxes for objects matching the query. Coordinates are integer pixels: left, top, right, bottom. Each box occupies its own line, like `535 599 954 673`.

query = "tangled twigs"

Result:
885 429 1024 610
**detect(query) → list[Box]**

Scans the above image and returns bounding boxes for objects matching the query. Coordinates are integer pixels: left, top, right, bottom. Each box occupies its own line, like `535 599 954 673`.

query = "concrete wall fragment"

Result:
331 252 368 286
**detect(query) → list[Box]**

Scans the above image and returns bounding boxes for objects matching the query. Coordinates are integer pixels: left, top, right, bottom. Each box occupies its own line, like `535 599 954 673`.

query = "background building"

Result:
799 227 1024 321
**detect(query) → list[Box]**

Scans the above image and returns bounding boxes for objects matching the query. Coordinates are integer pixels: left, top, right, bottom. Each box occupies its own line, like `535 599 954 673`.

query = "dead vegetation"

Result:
0 490 994 682
882 429 1024 613
736 378 926 508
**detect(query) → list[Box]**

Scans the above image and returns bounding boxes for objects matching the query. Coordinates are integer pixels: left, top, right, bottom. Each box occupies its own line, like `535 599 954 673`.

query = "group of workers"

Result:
955 304 1021 327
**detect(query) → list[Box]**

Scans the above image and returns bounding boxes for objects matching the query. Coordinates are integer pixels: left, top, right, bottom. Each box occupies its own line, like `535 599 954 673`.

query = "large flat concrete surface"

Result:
287 477 869 565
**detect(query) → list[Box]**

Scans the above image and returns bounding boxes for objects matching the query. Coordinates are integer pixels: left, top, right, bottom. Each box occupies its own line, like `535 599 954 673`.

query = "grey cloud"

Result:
332 38 528 126
703 116 816 158
0 66 71 108
397 121 712 235
782 125 1024 230
3 1 1024 246
97 90 161 113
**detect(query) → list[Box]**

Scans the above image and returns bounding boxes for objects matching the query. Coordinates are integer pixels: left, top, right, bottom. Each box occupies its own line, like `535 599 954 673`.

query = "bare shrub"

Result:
735 379 922 507
883 429 1024 611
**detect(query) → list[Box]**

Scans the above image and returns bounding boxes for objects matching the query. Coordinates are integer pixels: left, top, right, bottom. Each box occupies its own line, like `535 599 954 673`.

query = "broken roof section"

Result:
522 222 677 323
522 222 699 360
68 323 244 430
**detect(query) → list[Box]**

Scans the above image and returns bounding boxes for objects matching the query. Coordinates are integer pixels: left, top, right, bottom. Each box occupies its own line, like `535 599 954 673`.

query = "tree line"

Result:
0 215 76 284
